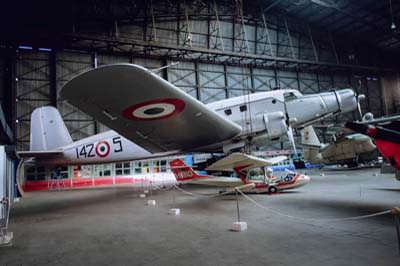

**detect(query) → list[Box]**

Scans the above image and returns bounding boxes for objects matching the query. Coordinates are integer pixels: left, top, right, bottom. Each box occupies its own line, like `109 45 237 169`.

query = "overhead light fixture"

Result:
390 0 396 30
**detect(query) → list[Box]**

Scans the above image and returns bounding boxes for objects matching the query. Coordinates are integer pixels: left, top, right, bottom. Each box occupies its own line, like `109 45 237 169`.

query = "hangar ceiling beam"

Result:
63 33 391 73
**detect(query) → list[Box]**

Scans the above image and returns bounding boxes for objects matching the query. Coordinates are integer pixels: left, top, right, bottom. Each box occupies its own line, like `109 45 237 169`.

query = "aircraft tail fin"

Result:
301 126 321 162
301 126 321 147
169 159 205 181
30 106 73 151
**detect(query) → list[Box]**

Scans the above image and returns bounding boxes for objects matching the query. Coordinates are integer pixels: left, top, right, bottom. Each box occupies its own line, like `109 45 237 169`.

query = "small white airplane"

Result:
170 153 310 193
18 64 358 166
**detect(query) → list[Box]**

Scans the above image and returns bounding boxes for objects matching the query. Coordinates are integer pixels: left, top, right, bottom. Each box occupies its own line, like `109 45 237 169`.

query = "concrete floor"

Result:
1 168 400 266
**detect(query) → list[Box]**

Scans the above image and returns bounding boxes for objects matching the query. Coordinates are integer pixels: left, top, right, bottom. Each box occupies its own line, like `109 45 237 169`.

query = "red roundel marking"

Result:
122 98 185 121
95 141 110 158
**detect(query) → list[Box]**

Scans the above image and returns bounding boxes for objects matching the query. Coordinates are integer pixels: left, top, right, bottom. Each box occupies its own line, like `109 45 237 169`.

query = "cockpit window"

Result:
283 92 298 102
246 168 265 181
224 109 232 116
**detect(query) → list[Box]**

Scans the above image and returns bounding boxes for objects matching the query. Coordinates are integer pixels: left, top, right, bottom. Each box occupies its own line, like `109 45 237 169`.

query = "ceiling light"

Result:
391 21 396 30
390 0 396 30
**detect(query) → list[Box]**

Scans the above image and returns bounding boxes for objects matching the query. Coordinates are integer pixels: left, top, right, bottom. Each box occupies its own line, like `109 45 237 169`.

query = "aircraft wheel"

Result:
268 186 278 194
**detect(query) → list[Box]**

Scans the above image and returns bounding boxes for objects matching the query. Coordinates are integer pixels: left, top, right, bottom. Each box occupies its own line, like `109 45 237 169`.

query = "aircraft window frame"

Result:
134 161 142 174
99 164 112 177
224 109 232 116
116 162 131 176
239 105 247 112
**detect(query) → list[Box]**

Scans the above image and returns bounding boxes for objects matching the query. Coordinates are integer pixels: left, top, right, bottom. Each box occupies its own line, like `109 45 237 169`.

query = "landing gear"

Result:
268 186 278 194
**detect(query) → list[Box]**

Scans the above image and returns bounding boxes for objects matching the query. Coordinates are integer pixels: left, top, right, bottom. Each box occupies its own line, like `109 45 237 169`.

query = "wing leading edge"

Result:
60 64 242 153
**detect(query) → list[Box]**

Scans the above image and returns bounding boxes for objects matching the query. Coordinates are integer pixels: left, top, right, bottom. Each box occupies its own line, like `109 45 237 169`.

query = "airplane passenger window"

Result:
239 105 247 112
224 109 232 116
283 92 297 102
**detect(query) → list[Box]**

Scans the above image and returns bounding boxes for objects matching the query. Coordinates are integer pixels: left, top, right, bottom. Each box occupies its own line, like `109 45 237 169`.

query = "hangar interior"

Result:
1 0 399 151
1 0 400 265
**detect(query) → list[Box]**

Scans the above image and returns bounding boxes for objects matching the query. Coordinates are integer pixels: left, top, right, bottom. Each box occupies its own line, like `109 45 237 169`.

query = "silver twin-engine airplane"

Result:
19 64 358 165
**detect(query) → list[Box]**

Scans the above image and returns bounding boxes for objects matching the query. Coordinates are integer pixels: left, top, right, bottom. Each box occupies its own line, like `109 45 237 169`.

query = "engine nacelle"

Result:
263 111 287 140
286 88 357 127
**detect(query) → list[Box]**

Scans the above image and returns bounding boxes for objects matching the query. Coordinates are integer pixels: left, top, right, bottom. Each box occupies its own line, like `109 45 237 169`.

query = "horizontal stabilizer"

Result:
18 150 63 158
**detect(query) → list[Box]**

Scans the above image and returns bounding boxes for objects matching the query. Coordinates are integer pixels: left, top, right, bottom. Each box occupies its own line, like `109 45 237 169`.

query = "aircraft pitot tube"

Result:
286 88 357 127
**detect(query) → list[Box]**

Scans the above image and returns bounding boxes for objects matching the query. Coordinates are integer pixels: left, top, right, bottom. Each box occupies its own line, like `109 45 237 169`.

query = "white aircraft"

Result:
18 64 358 166
170 153 310 193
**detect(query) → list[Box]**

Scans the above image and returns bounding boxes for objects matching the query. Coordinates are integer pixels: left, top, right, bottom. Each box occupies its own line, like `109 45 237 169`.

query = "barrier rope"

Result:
172 184 233 198
236 188 393 222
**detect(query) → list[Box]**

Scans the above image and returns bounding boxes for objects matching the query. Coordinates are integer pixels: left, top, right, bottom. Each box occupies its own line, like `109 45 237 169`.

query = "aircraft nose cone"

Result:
302 175 311 183
335 88 358 113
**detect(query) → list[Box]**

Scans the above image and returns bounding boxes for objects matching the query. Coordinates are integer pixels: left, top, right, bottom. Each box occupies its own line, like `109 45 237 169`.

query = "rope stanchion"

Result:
237 188 393 222
236 189 240 222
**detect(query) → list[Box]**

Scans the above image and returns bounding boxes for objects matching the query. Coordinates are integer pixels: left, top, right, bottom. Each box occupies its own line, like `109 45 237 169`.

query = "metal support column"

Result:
194 62 200 100
91 51 98 134
224 64 229 98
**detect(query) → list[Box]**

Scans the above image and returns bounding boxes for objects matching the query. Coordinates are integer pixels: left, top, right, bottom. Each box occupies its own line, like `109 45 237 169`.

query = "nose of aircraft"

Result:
301 174 311 184
286 88 358 127
335 88 358 113
319 88 357 114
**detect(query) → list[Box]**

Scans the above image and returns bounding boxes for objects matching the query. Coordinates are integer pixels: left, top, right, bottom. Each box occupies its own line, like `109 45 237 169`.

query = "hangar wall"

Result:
1 0 388 150
381 75 400 114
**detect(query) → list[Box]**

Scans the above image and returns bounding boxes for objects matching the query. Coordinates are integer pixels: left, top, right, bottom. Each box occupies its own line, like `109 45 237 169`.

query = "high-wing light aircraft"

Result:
301 125 376 167
170 153 310 193
19 64 358 166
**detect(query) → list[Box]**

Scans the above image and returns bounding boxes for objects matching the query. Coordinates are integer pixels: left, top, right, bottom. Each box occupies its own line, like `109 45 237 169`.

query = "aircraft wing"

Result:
60 64 242 153
346 121 400 144
18 150 64 158
205 153 287 171
358 114 400 125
